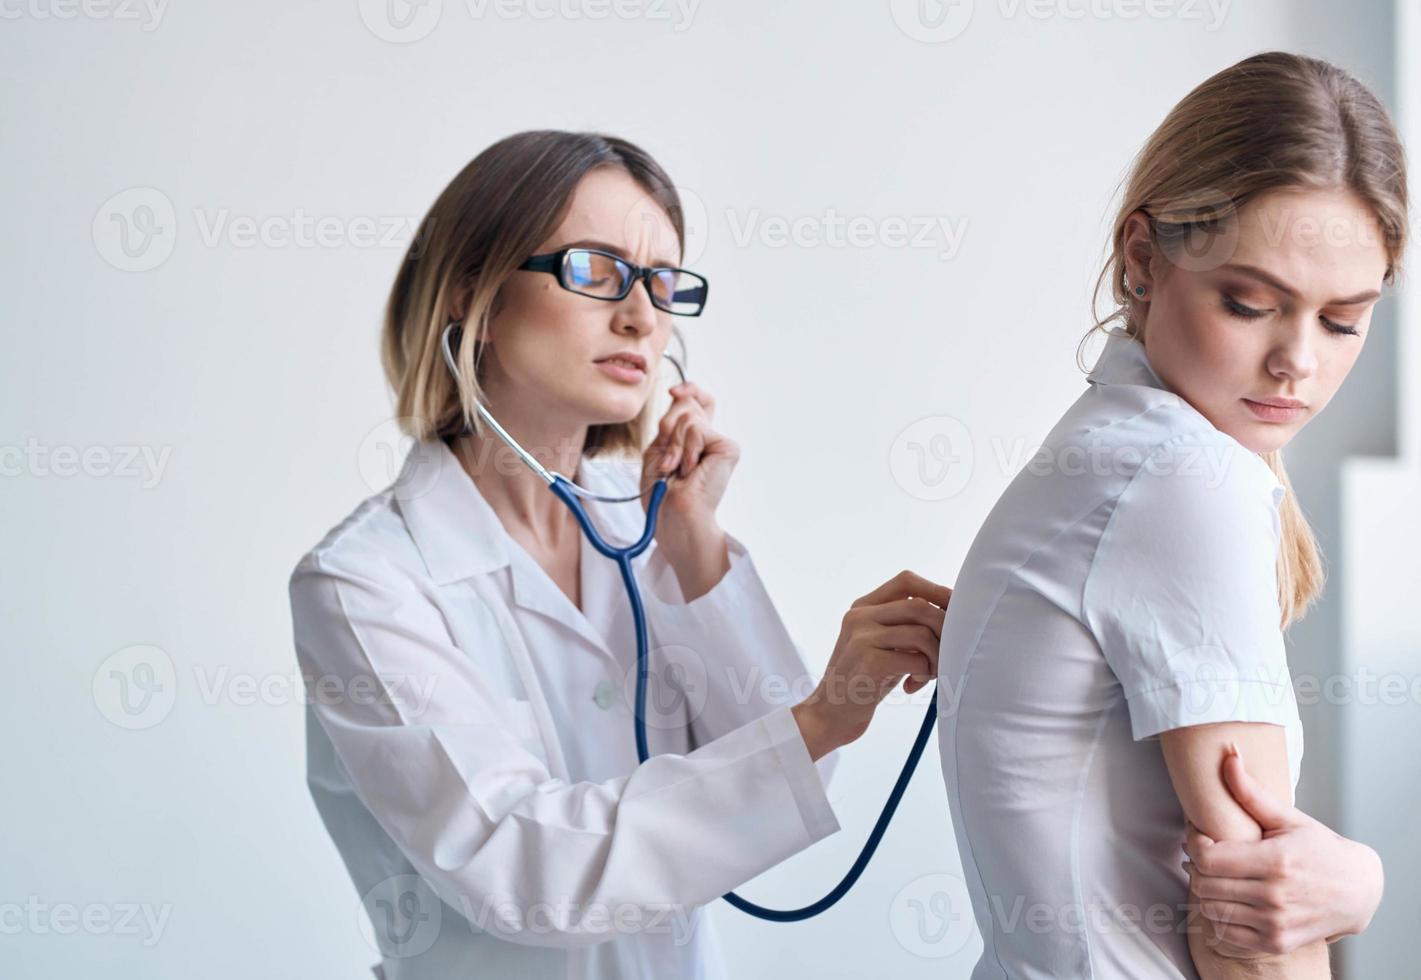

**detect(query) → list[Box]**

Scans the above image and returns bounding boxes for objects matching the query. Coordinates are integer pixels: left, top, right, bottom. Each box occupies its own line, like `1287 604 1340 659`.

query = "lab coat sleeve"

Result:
288 549 840 949
637 530 841 793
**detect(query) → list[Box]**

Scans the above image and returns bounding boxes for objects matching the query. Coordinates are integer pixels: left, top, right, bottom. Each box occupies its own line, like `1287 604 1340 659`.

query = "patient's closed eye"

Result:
1221 294 1360 336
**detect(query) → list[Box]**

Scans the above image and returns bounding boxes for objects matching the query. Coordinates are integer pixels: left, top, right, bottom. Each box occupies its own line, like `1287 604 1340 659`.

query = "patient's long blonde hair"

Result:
1082 51 1409 630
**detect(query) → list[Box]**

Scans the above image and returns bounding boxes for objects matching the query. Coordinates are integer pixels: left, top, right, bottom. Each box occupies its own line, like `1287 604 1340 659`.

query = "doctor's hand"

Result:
791 570 952 762
640 381 736 528
640 382 738 594
1182 748 1384 953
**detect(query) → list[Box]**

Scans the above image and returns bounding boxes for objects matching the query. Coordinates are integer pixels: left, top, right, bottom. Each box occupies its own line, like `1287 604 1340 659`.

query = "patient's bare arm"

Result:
1183 752 1382 953
1159 722 1331 979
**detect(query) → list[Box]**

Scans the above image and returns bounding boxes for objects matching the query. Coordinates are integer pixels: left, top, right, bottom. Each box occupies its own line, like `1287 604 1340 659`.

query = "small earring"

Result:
1134 285 1146 297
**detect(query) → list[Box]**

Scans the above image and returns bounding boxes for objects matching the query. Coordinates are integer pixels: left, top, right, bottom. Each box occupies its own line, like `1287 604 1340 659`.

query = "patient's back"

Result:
935 330 1302 979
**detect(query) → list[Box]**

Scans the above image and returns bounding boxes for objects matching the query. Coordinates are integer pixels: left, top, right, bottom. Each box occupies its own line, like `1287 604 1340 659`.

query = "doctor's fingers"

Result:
647 412 704 475
668 381 716 419
853 569 953 612
869 649 937 690
669 412 709 474
857 624 940 666
664 415 735 476
653 403 707 467
655 389 710 442
852 596 947 639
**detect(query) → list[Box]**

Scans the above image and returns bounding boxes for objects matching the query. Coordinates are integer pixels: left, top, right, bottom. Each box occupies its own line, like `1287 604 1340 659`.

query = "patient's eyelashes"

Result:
1221 294 1361 337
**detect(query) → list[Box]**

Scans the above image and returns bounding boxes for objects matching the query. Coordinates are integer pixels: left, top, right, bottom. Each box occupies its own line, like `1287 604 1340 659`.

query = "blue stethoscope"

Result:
440 321 938 921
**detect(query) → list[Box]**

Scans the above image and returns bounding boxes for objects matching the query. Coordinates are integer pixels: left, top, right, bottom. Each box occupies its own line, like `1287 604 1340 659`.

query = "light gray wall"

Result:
2 2 1409 977
1282 0 1399 841
1339 4 1420 978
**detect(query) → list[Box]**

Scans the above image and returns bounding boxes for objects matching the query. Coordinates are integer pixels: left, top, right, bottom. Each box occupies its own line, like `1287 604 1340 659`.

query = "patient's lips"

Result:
1242 395 1306 423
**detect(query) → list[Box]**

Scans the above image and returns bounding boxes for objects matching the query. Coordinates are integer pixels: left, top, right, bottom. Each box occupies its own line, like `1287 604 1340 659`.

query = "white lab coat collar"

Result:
392 437 510 584
394 435 646 585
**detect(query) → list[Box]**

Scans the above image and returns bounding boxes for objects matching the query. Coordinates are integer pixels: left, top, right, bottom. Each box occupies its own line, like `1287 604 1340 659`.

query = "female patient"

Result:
937 52 1405 978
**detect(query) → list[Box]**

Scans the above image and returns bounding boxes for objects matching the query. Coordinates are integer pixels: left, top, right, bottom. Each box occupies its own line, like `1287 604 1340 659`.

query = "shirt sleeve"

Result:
1081 439 1298 741
288 550 841 949
636 530 841 792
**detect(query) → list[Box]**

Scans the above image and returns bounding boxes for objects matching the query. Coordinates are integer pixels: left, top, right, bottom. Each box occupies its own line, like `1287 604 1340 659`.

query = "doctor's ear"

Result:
483 288 509 337
447 278 502 324
448 282 474 323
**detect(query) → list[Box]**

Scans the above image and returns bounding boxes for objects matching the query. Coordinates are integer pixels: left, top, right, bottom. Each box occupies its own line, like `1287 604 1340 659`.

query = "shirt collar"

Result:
393 437 642 585
1086 327 1170 391
1085 328 1285 501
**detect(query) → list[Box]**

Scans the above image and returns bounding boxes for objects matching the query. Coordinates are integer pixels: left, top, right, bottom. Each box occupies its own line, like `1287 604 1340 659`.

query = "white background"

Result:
2 1 1415 977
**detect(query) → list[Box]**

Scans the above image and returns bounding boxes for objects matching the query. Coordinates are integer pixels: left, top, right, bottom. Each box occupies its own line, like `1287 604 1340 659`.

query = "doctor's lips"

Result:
594 350 648 384
1242 394 1307 423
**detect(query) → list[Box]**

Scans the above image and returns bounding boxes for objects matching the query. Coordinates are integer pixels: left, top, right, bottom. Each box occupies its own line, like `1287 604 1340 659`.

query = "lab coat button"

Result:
593 680 618 710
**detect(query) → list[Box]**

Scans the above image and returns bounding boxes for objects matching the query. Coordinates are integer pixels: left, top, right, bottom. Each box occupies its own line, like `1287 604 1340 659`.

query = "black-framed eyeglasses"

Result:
518 247 709 317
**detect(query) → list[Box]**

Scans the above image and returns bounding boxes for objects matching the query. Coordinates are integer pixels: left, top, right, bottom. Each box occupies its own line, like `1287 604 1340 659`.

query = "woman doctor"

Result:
288 129 952 980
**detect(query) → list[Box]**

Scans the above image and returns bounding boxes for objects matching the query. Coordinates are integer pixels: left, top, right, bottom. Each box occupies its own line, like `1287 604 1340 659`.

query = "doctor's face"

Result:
1125 186 1389 455
481 167 681 429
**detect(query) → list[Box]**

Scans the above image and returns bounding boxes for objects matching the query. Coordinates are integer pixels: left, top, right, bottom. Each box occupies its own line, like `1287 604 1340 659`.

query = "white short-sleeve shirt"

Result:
936 328 1303 978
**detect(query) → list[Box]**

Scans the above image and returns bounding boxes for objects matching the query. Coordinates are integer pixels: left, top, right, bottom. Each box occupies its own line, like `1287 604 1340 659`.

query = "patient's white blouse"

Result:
937 327 1304 978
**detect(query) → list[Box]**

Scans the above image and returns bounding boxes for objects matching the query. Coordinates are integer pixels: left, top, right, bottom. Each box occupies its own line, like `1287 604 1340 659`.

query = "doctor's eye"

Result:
565 251 630 296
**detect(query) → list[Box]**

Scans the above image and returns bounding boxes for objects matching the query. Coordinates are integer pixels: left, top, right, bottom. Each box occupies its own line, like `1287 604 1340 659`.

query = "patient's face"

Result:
1129 187 1389 454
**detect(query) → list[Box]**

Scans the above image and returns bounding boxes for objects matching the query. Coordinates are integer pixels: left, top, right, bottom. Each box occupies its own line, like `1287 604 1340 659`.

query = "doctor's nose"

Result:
612 280 662 338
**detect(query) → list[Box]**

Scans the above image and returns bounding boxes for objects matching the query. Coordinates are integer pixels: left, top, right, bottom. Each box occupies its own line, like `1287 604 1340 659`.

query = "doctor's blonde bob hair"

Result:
380 129 690 458
1084 50 1409 631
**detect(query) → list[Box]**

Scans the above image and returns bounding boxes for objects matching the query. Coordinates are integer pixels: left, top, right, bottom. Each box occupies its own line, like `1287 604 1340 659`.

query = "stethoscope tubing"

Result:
550 469 939 922
441 320 939 921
